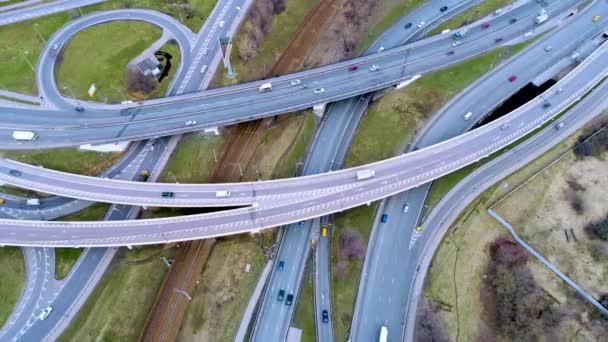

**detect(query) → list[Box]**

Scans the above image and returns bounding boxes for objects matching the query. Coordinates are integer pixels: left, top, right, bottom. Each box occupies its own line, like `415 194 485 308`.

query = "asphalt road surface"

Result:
0 0 581 148
0 17 604 247
349 1 608 340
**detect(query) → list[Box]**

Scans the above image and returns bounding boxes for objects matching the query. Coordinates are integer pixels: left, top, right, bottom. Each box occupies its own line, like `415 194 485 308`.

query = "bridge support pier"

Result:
313 103 327 118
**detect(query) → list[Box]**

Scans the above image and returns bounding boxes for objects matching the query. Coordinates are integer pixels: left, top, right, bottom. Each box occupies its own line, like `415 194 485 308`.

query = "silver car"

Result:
38 307 53 320
313 88 325 94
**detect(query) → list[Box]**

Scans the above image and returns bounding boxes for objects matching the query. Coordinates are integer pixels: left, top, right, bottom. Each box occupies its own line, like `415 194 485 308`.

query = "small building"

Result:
136 57 162 77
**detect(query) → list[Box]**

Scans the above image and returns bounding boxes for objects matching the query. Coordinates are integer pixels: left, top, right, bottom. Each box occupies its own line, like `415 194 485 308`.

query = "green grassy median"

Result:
0 247 25 327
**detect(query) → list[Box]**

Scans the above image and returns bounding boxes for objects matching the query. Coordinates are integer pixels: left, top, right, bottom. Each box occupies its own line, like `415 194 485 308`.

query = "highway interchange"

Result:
0 0 607 340
0 0 251 339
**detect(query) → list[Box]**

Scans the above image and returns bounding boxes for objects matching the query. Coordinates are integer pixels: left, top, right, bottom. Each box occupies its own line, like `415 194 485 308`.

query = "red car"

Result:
482 23 490 29
508 75 517 82
347 65 358 71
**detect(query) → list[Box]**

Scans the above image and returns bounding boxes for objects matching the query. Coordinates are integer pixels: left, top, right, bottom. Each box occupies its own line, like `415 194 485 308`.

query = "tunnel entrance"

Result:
475 79 557 128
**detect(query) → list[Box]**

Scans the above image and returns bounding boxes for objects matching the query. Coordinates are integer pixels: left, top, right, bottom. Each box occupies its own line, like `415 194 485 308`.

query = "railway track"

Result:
139 0 337 339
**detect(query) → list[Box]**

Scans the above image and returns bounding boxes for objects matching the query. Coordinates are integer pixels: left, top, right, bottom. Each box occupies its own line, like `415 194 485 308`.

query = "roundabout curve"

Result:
34 9 195 109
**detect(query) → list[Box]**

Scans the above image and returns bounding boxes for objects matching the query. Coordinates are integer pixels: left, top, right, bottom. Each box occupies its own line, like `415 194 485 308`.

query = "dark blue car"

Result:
381 214 388 223
278 260 285 271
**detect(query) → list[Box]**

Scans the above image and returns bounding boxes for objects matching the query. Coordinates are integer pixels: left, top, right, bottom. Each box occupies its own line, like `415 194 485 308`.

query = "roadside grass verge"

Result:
59 245 176 341
159 133 226 183
55 21 161 103
0 247 25 327
54 248 83 280
330 203 376 341
212 0 318 86
54 203 110 280
356 0 426 53
177 233 269 341
1 148 122 175
429 0 513 35
293 263 315 341
271 114 317 179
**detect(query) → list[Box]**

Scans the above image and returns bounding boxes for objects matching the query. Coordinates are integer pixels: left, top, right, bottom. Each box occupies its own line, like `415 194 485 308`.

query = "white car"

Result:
38 307 53 320
52 43 59 50
369 65 380 72
185 120 197 126
219 20 225 27
313 88 325 94
403 203 409 213
235 6 240 10
200 65 208 73
417 21 425 28
290 79 301 86
377 46 385 53
451 41 461 47
202 48 208 56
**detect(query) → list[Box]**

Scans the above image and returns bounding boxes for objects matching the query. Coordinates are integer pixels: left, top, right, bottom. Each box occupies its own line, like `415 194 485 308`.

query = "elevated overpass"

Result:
0 39 605 246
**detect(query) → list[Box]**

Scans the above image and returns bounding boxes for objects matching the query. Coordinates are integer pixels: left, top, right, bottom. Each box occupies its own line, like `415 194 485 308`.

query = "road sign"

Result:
88 84 97 97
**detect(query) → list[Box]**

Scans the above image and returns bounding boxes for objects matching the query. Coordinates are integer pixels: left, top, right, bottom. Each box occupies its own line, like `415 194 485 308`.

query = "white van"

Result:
216 191 231 198
463 112 473 120
12 131 38 141
259 83 272 93
26 198 40 206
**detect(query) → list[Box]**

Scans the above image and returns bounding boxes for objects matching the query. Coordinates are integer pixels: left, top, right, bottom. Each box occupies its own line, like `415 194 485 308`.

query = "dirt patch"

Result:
480 236 566 341
495 153 608 298
236 0 287 62
302 0 380 67
336 228 366 280
414 298 450 342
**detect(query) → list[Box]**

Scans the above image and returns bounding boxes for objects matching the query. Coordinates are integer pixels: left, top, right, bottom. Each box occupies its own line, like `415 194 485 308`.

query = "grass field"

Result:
422 117 607 341
56 21 162 103
0 12 71 94
1 148 122 175
330 204 376 341
212 0 318 86
355 0 426 53
177 233 269 341
0 247 25 328
159 133 226 183
59 245 176 341
269 114 317 179
293 263 315 341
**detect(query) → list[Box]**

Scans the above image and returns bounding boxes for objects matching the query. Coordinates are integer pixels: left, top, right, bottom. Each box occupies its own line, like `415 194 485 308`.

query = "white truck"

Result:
259 83 272 93
356 169 375 180
535 9 548 24
215 190 231 198
379 326 388 342
12 131 38 141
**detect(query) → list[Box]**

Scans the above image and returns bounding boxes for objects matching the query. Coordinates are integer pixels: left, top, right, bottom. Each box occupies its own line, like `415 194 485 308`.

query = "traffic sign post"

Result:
219 37 235 79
